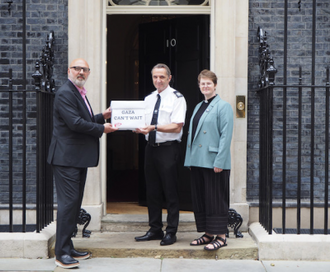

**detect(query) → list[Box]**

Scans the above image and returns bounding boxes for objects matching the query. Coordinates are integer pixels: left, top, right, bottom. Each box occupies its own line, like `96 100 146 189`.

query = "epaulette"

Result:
173 90 183 98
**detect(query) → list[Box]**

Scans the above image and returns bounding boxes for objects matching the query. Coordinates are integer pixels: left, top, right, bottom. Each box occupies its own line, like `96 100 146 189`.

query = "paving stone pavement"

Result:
0 258 329 272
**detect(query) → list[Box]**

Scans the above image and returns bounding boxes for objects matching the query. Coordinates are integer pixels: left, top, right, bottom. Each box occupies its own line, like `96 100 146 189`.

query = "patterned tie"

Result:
149 94 161 145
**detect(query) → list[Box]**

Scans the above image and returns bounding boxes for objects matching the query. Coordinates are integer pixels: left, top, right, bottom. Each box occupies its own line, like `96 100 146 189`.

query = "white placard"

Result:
110 100 146 130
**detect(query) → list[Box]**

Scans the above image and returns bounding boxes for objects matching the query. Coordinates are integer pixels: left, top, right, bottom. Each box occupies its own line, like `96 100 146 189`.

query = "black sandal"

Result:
190 234 214 246
204 236 227 251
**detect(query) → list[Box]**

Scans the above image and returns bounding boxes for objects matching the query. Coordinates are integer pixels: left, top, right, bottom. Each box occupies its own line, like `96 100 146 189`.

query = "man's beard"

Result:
74 77 86 87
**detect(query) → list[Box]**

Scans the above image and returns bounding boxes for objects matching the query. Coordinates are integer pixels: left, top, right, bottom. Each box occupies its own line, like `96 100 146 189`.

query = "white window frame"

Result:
104 0 213 68
108 0 209 8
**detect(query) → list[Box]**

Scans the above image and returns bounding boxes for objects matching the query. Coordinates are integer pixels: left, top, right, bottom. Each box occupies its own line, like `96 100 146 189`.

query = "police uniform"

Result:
144 85 187 235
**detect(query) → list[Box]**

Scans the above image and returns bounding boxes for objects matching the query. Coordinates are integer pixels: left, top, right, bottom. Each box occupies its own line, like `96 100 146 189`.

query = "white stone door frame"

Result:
68 0 249 231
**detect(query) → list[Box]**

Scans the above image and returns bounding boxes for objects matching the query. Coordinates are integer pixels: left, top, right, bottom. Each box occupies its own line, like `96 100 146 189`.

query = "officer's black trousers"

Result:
144 142 180 234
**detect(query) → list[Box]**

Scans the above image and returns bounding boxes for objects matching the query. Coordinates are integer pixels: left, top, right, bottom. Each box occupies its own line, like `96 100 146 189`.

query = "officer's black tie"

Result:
149 94 161 145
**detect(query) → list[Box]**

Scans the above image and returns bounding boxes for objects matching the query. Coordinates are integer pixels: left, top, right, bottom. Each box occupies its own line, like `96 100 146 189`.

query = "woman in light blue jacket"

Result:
184 70 233 251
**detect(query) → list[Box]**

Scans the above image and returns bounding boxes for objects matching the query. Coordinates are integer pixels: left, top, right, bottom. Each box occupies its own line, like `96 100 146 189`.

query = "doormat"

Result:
0 224 36 232
273 228 330 234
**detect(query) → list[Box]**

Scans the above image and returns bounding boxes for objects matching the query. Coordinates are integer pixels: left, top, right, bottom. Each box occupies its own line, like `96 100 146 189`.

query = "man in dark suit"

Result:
47 58 117 269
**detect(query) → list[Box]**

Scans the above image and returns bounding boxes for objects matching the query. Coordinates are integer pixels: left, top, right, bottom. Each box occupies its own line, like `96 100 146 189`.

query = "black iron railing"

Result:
256 27 276 234
257 26 330 235
0 31 55 233
32 31 56 232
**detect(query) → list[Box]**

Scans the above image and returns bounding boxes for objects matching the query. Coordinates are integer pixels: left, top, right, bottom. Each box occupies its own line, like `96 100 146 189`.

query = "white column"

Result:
68 0 106 230
212 0 249 230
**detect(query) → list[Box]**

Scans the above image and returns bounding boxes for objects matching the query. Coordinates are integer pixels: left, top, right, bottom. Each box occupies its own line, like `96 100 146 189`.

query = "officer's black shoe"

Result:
160 233 177 246
135 230 164 241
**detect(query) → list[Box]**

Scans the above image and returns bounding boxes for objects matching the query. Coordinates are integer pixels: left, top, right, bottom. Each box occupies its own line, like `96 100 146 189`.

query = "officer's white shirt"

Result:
144 86 187 143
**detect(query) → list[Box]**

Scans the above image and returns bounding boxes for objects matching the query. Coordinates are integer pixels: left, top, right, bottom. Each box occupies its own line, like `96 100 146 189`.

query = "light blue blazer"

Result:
184 95 233 170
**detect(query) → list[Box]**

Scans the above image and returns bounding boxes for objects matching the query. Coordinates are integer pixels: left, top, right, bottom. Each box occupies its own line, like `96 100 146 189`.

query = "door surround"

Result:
68 0 249 232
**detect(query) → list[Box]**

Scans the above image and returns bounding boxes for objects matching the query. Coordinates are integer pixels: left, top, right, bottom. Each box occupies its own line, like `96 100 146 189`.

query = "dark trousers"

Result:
144 142 180 234
190 167 230 235
53 165 87 256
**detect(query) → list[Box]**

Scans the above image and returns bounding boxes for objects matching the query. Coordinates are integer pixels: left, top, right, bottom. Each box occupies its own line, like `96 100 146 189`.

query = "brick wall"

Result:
247 0 330 202
1 0 329 206
0 0 68 205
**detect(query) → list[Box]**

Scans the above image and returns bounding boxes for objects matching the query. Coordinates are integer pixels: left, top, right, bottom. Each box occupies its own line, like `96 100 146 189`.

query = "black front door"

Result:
138 15 210 210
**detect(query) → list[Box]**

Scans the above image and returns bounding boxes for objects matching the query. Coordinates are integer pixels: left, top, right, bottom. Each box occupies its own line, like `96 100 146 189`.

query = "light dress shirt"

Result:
69 79 92 116
144 85 187 143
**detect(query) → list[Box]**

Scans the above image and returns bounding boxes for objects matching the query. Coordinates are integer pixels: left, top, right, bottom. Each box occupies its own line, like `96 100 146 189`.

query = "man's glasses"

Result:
70 66 90 73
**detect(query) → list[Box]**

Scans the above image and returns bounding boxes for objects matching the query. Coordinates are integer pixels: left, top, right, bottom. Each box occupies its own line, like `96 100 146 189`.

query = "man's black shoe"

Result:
55 254 79 269
71 249 91 260
160 233 177 246
135 230 164 241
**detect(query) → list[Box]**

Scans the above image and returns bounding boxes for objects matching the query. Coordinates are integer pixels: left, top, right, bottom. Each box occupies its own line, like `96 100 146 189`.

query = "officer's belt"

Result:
147 140 178 147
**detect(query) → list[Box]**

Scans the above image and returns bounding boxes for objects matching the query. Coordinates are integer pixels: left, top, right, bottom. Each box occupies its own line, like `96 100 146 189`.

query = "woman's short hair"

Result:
198 69 217 85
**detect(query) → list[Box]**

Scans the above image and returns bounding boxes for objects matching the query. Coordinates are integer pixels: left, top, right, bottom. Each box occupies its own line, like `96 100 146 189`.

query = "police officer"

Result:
134 63 187 246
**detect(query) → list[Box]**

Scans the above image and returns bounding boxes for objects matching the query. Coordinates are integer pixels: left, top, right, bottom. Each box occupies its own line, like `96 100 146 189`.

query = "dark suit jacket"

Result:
47 80 105 168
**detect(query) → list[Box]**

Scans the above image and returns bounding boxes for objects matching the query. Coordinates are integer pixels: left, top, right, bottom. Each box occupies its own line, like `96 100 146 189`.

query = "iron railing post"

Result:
324 67 329 234
257 27 276 234
9 69 13 232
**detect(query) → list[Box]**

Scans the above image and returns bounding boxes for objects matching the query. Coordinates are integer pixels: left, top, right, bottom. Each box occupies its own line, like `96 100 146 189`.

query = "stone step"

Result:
50 214 257 260
101 214 197 232
50 231 258 260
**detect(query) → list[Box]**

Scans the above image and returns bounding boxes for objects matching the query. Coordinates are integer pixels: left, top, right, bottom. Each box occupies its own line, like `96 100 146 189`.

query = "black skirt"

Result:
190 167 230 235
